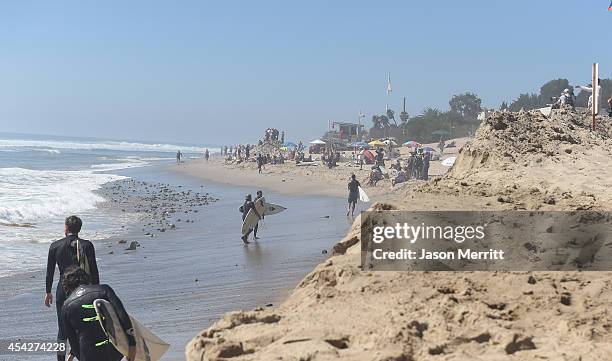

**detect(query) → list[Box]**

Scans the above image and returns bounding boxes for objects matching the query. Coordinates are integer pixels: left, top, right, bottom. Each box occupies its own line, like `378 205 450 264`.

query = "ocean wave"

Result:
91 162 149 172
0 167 126 224
0 138 212 154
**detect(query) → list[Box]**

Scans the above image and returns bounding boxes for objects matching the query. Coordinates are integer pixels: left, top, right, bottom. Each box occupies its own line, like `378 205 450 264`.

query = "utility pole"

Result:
358 110 365 141
592 63 599 131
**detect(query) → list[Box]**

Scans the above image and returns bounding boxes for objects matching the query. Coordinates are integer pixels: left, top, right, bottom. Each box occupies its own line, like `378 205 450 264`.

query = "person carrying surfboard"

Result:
61 266 136 361
240 194 261 244
253 190 265 240
347 174 361 217
45 216 100 361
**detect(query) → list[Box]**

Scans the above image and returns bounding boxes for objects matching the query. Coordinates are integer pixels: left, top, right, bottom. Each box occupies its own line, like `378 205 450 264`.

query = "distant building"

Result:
331 122 365 142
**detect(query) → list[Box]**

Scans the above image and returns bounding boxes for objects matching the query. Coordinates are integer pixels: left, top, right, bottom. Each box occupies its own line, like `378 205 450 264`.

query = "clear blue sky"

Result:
1 1 610 145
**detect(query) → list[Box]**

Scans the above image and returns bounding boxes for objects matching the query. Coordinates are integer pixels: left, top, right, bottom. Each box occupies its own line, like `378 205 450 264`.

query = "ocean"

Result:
0 132 214 277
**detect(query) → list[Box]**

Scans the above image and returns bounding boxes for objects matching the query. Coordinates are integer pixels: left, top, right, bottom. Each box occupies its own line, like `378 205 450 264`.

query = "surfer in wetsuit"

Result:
45 216 100 361
61 266 136 361
240 194 261 244
253 190 266 240
347 174 361 217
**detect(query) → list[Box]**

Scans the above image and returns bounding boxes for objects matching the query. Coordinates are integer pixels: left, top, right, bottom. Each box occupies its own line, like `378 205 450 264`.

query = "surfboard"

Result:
264 203 287 215
241 208 260 235
358 186 370 202
254 196 266 215
93 299 169 361
254 196 286 217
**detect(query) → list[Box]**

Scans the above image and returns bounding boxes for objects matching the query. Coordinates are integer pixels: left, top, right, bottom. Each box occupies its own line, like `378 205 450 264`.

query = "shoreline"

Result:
0 164 353 361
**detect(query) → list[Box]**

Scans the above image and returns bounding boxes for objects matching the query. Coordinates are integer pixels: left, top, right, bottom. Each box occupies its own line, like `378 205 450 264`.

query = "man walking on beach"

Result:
347 174 361 217
204 148 210 162
253 190 265 240
176 150 182 164
45 216 100 361
240 194 261 244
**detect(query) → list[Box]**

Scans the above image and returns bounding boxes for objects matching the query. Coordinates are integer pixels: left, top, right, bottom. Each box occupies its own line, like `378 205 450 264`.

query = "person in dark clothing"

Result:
422 152 431 180
257 154 263 173
45 216 100 361
347 174 361 217
240 194 261 244
61 267 135 361
253 190 265 240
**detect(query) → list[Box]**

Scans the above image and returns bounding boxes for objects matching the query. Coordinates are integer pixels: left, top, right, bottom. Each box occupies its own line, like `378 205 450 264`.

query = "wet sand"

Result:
0 165 354 360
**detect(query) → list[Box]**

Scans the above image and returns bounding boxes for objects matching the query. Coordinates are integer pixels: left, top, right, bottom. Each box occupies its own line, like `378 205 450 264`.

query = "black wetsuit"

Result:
46 235 99 354
348 179 360 204
62 284 134 361
241 200 258 239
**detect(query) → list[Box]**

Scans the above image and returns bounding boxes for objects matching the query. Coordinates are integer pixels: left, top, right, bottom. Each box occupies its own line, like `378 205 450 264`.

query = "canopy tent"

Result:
309 139 326 145
403 140 420 148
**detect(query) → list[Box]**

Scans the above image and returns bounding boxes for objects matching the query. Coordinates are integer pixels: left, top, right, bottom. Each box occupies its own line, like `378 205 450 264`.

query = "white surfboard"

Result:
93 299 169 361
358 186 370 202
241 208 260 235
264 203 287 216
254 196 286 217
254 196 266 215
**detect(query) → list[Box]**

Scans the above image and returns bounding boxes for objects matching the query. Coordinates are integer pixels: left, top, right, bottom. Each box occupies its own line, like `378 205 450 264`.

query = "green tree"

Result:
539 79 571 105
386 108 397 126
449 93 482 119
508 93 539 112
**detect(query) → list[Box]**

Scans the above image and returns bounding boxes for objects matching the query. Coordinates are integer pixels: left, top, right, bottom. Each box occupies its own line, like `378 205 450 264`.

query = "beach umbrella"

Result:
368 140 386 147
403 140 420 148
441 156 456 167
309 139 326 145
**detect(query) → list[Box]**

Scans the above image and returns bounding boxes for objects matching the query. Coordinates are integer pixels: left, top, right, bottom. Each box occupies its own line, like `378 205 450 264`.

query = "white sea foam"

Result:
0 138 211 154
0 167 126 225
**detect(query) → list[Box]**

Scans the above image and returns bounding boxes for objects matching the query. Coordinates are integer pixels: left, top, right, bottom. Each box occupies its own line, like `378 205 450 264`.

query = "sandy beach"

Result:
0 166 353 361
174 139 467 201
184 109 612 360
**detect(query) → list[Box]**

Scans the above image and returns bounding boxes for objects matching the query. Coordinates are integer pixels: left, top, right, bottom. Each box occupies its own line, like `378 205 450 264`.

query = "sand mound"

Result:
422 108 612 210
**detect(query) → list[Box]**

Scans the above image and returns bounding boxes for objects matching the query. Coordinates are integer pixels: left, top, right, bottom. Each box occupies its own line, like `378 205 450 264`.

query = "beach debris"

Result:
118 239 127 244
126 241 140 251
560 292 572 306
321 249 327 254
504 334 536 354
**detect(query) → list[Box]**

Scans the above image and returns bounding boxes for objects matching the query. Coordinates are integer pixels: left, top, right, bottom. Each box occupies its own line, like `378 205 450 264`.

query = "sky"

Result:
1 1 610 145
